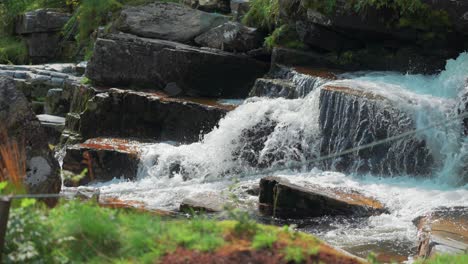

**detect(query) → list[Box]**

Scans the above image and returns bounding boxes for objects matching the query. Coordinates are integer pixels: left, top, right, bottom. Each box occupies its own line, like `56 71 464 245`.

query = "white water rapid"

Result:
94 53 468 260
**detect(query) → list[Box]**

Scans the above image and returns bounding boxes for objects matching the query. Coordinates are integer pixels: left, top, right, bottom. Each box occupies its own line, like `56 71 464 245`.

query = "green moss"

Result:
264 24 306 51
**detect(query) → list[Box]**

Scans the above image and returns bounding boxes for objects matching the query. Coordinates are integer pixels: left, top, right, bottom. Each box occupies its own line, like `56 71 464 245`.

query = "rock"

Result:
250 65 336 99
180 192 226 213
319 85 434 176
0 77 61 196
37 114 65 145
116 2 228 43
421 0 468 33
45 88 69 116
415 207 468 258
79 88 232 143
231 0 250 21
295 21 362 52
15 9 71 63
16 9 71 34
184 0 231 13
195 22 263 52
249 78 298 99
86 33 268 98
76 61 87 75
62 138 147 186
259 176 387 218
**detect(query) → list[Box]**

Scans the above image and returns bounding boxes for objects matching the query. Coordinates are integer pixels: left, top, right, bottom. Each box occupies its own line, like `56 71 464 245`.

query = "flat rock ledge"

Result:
415 207 468 258
259 176 388 218
86 33 268 98
62 137 151 186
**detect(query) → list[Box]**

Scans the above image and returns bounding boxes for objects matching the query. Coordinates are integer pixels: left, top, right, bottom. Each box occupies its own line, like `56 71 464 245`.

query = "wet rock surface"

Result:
86 33 268 98
319 85 434 176
116 2 228 43
78 88 231 143
250 65 335 99
62 138 148 186
415 207 468 258
0 77 61 195
259 176 387 218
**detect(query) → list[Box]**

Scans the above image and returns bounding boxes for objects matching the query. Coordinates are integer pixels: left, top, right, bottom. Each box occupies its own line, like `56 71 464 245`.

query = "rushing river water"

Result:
93 53 468 260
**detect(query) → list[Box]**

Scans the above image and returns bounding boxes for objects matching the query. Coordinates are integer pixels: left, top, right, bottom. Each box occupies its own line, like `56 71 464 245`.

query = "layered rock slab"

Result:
86 33 268 98
259 176 387 218
79 88 232 143
0 77 61 195
116 2 228 43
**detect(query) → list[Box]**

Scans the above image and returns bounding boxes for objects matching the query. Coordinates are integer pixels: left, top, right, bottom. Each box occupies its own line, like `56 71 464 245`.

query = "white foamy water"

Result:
93 53 468 259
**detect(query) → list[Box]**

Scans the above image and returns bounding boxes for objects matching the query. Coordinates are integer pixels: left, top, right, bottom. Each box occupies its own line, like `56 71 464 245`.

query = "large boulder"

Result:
415 207 467 258
184 0 231 13
15 9 71 63
86 33 269 97
319 85 434 176
116 2 228 43
0 77 61 196
194 22 263 52
259 176 388 218
79 88 232 143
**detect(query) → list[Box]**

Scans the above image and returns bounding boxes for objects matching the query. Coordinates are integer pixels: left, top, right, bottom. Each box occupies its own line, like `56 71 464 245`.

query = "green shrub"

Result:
242 0 279 32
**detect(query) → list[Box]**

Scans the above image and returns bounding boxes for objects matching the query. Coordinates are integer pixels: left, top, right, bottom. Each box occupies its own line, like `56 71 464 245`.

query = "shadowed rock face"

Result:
116 2 228 43
259 176 388 218
86 33 268 98
319 85 434 176
0 77 60 196
79 88 231 143
184 0 231 13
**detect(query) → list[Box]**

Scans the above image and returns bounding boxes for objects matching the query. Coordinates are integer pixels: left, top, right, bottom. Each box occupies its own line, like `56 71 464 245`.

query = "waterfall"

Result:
135 53 467 186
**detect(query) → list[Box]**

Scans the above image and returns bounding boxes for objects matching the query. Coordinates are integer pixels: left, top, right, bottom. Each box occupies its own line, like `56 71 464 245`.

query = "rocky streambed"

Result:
1 0 468 263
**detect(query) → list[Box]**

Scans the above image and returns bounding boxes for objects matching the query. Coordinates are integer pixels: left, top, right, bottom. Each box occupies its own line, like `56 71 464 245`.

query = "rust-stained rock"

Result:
99 197 175 217
415 207 468 258
259 176 388 218
62 138 148 186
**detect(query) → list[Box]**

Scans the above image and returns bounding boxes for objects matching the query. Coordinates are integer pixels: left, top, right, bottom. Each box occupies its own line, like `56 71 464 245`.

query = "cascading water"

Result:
96 53 468 259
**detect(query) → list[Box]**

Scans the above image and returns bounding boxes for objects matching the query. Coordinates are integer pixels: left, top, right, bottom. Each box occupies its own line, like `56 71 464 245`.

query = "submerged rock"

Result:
62 138 146 186
116 2 228 43
86 33 268 98
259 176 388 218
0 77 61 196
319 85 434 176
79 88 231 143
250 78 298 99
415 207 468 258
194 22 263 52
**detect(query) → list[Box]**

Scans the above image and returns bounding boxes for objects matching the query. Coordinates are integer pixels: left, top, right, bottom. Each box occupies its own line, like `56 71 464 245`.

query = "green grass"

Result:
0 36 28 65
